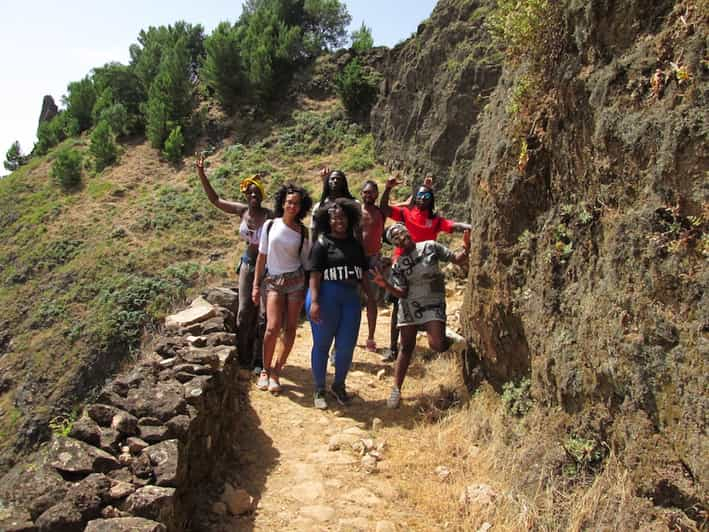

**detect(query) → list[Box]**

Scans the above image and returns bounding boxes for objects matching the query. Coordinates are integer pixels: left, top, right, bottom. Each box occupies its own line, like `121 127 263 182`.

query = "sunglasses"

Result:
416 191 433 200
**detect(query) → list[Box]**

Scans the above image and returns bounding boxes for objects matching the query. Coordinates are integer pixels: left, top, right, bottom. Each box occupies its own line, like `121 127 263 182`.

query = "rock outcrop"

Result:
37 95 58 128
0 287 242 531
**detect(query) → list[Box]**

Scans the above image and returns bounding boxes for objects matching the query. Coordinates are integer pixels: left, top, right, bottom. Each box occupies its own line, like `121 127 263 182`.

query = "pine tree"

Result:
64 76 97 131
4 141 26 172
90 121 118 171
202 21 246 108
145 38 193 149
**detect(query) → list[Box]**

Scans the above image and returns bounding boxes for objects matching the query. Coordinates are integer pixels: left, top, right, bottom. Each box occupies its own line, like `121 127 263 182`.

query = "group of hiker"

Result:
196 155 471 410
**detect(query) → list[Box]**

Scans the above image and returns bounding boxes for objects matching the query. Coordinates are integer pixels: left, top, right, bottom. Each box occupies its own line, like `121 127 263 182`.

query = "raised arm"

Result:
196 155 248 215
379 175 402 218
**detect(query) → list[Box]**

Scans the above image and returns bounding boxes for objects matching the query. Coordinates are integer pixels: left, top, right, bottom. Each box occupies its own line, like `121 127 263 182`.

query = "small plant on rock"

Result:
502 377 532 416
49 412 77 437
562 435 606 477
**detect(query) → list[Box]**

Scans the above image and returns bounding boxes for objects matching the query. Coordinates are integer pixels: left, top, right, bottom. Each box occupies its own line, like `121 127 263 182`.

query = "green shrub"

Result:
501 377 532 416
35 112 80 155
341 134 375 171
52 148 83 189
163 126 185 164
487 0 564 74
351 22 373 54
335 59 380 120
90 121 118 171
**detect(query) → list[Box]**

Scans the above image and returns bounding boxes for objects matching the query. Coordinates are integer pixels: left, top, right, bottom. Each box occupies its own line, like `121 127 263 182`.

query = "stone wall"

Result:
0 287 242 532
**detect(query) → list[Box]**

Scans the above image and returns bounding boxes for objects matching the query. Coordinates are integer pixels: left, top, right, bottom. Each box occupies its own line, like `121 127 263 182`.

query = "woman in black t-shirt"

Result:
306 198 374 409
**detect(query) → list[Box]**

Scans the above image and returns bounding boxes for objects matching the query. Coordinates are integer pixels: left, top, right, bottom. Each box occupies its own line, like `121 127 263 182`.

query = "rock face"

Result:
370 0 502 218
371 0 707 525
0 288 241 531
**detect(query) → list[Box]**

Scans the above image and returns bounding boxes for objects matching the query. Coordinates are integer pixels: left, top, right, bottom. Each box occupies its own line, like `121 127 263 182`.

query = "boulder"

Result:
68 416 101 446
202 287 239 314
98 427 121 454
130 453 153 479
164 298 215 330
165 415 191 440
108 480 135 501
205 332 237 347
126 381 187 421
86 404 120 427
153 337 186 359
144 439 178 487
122 485 175 521
35 501 83 531
111 411 139 436
138 425 170 444
48 437 120 475
63 473 112 520
0 506 37 531
126 436 149 454
85 517 166 531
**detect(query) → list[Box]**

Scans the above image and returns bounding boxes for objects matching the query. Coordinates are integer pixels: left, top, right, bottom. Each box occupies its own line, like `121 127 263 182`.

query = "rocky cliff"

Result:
372 0 707 523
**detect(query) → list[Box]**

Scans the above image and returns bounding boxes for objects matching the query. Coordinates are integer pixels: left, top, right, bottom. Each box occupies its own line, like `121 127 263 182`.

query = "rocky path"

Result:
220 304 447 532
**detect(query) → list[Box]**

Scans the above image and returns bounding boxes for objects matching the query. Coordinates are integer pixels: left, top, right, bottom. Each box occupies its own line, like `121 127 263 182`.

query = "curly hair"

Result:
273 183 313 221
312 197 361 240
319 170 355 203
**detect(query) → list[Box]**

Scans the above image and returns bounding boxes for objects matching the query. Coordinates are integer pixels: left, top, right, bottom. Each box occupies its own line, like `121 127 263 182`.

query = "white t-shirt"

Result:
259 218 311 275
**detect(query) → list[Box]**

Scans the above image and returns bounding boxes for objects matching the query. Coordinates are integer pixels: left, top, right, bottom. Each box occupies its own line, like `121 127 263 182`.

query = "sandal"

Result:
365 339 377 353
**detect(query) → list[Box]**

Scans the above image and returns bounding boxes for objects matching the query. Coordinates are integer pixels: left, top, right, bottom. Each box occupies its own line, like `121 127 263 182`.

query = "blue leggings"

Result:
305 281 362 390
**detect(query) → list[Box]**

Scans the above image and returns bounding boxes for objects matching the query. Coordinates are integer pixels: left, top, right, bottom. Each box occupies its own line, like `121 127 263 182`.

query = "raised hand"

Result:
423 174 434 188
385 175 402 190
196 153 205 172
319 167 331 180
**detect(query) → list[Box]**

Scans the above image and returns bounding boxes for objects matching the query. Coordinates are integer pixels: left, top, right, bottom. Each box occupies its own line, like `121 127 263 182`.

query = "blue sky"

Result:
0 0 437 174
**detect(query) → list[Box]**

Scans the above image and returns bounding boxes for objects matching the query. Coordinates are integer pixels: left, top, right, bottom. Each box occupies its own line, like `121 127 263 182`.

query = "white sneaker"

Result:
386 387 401 409
256 370 269 390
268 376 281 394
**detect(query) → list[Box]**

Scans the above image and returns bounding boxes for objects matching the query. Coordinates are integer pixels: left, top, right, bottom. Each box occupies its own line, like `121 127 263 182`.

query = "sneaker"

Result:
380 349 396 363
366 339 377 353
386 386 401 409
330 383 350 406
445 328 466 350
256 370 269 390
313 389 328 410
252 365 263 376
268 376 281 394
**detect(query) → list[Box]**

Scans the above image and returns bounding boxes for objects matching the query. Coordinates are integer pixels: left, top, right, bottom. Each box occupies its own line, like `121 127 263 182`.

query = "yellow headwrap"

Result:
240 175 265 200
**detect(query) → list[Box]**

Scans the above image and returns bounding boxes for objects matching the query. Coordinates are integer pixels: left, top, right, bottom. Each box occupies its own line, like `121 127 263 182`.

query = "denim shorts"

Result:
264 268 305 295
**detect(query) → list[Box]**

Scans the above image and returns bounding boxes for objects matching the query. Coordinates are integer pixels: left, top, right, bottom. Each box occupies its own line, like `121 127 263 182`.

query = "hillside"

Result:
0 95 394 472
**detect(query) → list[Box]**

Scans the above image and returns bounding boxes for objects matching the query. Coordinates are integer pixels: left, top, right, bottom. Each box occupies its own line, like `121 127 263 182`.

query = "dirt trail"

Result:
222 295 465 531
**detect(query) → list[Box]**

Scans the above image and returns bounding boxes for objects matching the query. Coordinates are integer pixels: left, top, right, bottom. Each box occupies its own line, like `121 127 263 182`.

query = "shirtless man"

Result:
360 180 386 352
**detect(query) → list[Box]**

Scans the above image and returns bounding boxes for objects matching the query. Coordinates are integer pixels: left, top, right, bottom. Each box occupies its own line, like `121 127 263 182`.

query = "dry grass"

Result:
382 348 671 531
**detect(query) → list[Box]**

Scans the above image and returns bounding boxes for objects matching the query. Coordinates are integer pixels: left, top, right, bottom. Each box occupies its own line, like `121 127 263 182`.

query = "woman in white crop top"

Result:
252 183 313 394
196 155 272 373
